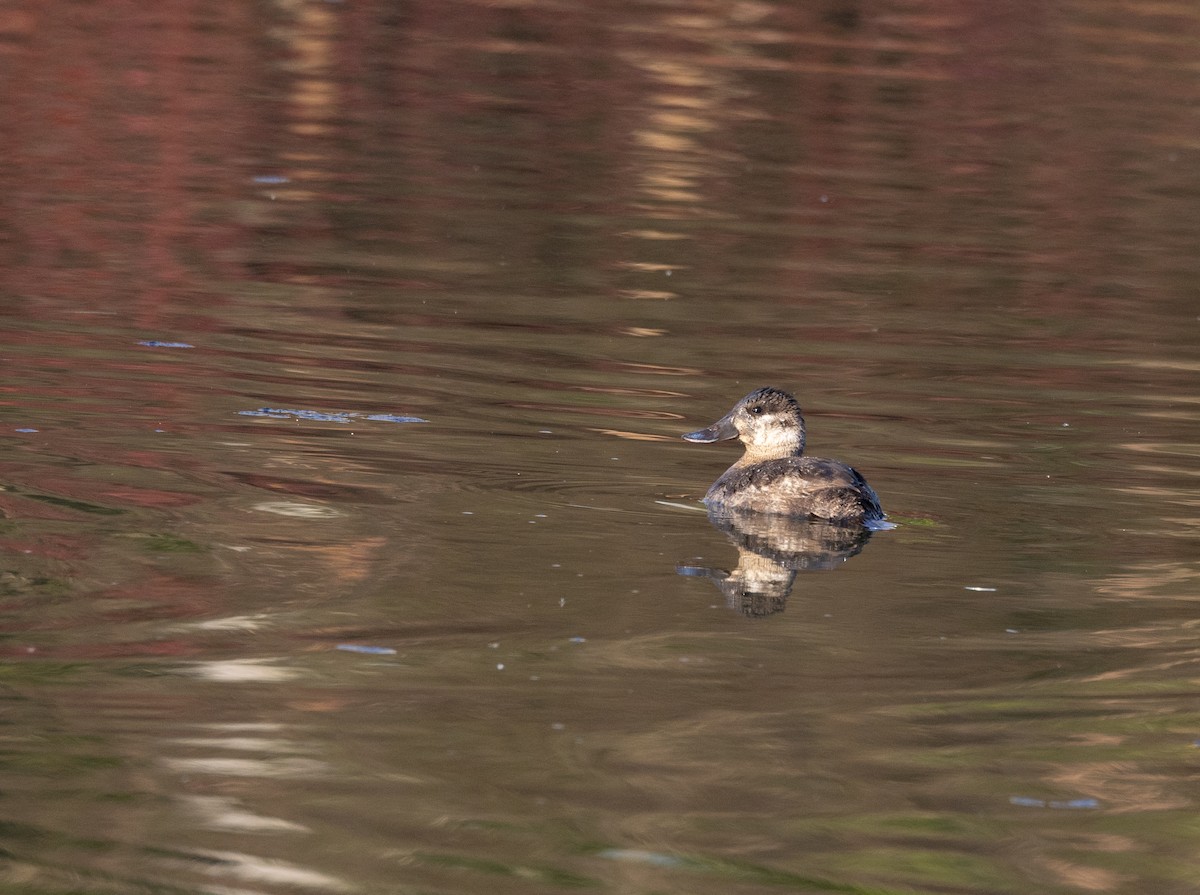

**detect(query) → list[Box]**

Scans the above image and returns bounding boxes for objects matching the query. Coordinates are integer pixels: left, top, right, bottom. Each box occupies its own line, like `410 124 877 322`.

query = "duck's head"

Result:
682 387 806 461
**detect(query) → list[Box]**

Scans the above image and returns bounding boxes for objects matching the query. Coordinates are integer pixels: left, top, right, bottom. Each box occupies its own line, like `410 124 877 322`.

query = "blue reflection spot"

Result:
252 175 291 184
364 414 429 424
597 849 685 868
242 408 353 423
138 340 195 349
238 410 293 419
1010 795 1099 810
336 644 397 655
15 428 39 433
1009 796 1044 808
239 408 428 424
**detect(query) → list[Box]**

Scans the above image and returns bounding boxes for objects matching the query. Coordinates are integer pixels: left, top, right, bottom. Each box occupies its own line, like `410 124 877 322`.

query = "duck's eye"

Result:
749 405 764 415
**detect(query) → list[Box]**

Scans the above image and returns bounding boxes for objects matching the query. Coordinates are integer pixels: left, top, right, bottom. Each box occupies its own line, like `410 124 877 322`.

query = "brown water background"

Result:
1 1 1199 893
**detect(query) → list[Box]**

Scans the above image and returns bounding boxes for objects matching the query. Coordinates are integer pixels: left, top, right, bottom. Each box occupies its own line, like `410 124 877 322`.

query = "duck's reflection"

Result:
678 509 873 617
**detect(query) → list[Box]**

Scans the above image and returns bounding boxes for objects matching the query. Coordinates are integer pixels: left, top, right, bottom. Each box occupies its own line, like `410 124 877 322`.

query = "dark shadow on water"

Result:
677 509 874 617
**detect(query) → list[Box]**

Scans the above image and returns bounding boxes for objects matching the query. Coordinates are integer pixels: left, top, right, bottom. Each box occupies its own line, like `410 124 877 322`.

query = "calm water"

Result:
2 2 1199 893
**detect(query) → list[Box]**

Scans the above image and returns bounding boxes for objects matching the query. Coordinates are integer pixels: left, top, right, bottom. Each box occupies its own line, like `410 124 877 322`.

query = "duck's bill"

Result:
682 416 738 443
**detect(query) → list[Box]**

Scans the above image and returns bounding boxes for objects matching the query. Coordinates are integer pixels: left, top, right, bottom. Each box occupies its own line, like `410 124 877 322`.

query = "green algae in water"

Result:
122 533 204 553
21 494 125 516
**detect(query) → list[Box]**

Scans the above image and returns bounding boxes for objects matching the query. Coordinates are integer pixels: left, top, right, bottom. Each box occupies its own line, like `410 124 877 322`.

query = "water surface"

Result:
2 1 1199 893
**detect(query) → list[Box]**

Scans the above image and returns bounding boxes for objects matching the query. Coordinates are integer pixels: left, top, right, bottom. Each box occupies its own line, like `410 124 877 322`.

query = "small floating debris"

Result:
239 408 427 424
335 644 396 656
138 340 195 349
964 586 997 592
1010 796 1099 810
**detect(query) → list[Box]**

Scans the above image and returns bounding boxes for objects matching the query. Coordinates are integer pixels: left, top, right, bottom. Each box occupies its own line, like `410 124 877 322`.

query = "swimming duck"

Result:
682 387 885 526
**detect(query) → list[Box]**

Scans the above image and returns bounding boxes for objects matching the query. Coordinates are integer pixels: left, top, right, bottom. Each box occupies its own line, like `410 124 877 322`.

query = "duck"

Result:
682 387 885 526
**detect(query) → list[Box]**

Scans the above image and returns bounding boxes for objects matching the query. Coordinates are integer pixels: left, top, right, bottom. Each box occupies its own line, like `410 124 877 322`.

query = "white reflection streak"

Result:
190 614 274 632
171 737 310 753
174 848 351 892
181 795 309 834
199 723 283 732
183 659 301 683
161 756 327 778
252 500 342 519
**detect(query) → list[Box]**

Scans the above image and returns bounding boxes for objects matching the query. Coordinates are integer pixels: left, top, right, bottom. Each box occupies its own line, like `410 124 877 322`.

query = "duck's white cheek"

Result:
754 418 795 450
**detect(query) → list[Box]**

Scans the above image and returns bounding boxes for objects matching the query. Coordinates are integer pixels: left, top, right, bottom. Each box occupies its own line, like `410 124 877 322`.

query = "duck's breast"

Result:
707 457 882 522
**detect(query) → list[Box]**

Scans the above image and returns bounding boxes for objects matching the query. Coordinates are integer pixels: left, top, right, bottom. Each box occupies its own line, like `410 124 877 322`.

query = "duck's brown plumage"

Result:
682 387 885 526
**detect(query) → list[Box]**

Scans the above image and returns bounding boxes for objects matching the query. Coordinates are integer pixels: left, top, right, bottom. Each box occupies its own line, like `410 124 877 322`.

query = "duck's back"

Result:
706 456 884 524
